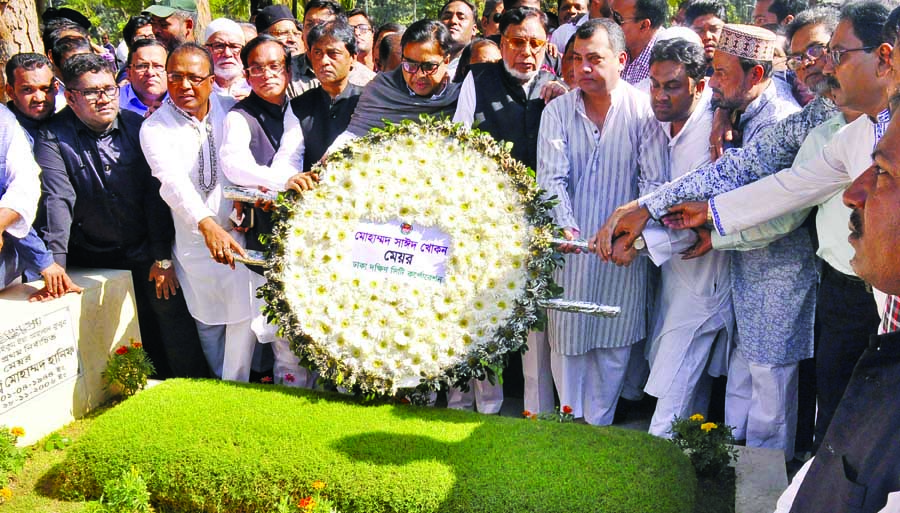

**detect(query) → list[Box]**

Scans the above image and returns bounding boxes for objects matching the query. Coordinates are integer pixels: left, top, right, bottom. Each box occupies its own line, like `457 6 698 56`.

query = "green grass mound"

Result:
54 379 696 512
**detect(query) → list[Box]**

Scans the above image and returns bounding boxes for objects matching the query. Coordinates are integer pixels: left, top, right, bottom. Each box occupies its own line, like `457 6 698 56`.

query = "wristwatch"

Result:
632 235 646 251
155 259 173 270
706 201 715 228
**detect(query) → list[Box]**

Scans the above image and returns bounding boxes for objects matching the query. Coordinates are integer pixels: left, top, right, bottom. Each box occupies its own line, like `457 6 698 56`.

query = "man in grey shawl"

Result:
328 19 461 151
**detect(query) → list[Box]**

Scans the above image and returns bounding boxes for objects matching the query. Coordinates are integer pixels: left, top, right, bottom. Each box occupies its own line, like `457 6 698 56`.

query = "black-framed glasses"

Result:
246 62 286 77
826 46 877 67
269 28 302 39
351 23 372 34
70 86 118 103
206 42 244 54
611 10 640 25
786 44 827 71
400 59 442 75
166 72 214 86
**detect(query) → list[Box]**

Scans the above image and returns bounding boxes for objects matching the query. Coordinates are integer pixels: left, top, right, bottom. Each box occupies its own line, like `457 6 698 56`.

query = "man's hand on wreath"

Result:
284 172 319 193
199 217 247 269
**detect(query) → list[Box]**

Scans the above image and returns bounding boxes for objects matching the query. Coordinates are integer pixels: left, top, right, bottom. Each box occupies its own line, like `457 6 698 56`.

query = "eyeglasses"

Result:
70 86 118 103
269 29 302 40
351 23 372 34
400 59 442 75
166 72 214 86
131 63 166 74
206 42 244 54
503 36 547 53
246 62 286 77
611 10 641 25
785 44 826 71
826 46 876 66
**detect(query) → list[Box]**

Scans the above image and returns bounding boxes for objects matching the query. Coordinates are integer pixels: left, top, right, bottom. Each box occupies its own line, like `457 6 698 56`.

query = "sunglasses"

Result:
400 59 442 75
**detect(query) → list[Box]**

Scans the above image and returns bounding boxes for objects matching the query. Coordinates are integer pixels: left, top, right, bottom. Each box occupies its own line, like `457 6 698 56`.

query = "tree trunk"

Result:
195 0 211 43
0 0 43 102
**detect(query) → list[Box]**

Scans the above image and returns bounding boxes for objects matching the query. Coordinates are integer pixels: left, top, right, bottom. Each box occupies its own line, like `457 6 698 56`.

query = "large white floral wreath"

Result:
261 117 561 396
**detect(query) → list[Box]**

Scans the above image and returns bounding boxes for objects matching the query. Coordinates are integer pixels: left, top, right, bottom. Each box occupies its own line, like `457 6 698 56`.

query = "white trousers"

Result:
522 330 555 414
447 378 504 414
196 319 256 382
272 338 317 388
725 348 798 461
550 345 631 426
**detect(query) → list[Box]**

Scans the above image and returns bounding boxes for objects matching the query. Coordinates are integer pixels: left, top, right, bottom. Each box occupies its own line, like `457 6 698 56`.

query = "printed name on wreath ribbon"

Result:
350 220 451 283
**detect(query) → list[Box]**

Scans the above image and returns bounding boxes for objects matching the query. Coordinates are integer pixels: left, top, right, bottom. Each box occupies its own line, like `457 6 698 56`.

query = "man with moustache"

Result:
559 0 589 25
536 18 668 426
119 39 169 116
609 0 669 84
607 1 896 449
144 0 196 52
440 0 479 74
773 114 900 513
636 37 735 438
5 53 58 143
204 18 250 100
34 53 206 377
452 7 560 415
220 35 317 387
141 44 256 382
685 0 728 69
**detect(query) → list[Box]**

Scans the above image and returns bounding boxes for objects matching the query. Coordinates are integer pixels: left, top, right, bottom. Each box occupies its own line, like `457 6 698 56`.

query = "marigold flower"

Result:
522 410 532 418
298 496 316 510
9 427 24 437
562 405 573 415
284 373 296 383
131 341 143 349
690 413 705 422
260 376 273 383
0 487 11 499
312 480 326 490
529 413 538 420
115 346 128 355
700 422 717 432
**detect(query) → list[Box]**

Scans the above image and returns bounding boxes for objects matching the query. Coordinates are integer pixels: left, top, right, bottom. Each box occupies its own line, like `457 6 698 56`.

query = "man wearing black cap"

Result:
144 0 197 51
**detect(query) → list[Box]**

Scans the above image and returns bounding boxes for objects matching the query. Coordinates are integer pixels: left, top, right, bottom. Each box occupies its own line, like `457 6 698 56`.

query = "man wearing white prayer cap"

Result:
204 18 251 99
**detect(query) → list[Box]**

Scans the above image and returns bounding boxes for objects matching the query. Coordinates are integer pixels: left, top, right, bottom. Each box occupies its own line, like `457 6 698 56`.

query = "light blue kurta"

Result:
537 82 668 355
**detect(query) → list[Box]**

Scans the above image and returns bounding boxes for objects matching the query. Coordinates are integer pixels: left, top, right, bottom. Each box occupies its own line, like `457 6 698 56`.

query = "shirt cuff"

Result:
709 197 726 236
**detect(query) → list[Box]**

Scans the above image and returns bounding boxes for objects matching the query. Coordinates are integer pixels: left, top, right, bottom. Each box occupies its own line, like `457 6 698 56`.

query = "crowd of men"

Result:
1 0 900 509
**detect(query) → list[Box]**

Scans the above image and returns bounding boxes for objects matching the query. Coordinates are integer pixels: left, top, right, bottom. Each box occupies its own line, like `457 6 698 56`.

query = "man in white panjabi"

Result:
636 37 734 437
537 18 668 425
140 43 256 381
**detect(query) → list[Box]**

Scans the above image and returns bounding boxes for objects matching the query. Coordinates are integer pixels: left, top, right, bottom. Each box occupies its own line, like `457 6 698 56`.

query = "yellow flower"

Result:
689 413 705 422
700 422 717 432
312 480 326 490
0 487 11 500
9 426 24 437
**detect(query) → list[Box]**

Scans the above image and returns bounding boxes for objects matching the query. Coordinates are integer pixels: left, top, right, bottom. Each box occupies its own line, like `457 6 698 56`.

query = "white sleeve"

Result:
773 457 814 513
140 121 216 227
452 72 477 128
325 130 359 156
643 223 698 266
219 110 302 192
0 121 42 238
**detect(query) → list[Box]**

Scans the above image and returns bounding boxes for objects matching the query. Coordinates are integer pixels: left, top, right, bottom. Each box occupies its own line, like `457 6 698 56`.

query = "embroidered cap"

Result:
717 24 776 62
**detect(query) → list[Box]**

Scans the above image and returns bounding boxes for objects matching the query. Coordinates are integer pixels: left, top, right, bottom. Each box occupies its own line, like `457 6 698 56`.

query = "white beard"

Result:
503 60 538 83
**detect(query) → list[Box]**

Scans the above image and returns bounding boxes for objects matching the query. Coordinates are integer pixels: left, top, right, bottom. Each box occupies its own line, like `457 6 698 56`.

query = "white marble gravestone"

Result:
0 269 140 445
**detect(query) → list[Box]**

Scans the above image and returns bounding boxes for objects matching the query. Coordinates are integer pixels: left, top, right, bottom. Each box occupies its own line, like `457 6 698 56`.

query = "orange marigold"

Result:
700 422 717 432
690 413 705 422
9 427 24 437
562 405 573 414
522 410 532 418
298 496 316 510
312 480 326 490
131 341 143 349
0 487 12 500
115 346 128 355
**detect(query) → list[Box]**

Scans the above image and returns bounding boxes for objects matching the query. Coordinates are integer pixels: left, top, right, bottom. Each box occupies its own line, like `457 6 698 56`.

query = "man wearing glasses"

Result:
348 9 375 70
141 43 256 382
204 18 250 100
452 7 563 416
608 0 668 85
120 39 168 116
34 53 208 378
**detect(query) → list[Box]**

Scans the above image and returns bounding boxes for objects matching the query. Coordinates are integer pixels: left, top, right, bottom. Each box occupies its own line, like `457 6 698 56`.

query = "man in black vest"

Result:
219 35 319 387
450 6 563 415
775 115 900 512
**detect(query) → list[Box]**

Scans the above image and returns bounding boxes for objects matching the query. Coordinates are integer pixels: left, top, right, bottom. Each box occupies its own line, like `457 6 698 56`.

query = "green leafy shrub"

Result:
94 467 154 513
102 339 155 398
0 426 27 489
57 379 696 513
669 414 739 477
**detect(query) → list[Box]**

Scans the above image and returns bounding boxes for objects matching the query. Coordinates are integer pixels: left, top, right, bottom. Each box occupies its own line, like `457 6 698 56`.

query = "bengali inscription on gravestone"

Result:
351 219 452 283
0 308 80 414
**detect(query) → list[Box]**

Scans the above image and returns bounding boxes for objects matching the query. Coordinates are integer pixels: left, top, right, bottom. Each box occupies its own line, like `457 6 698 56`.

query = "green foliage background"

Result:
53 379 697 513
